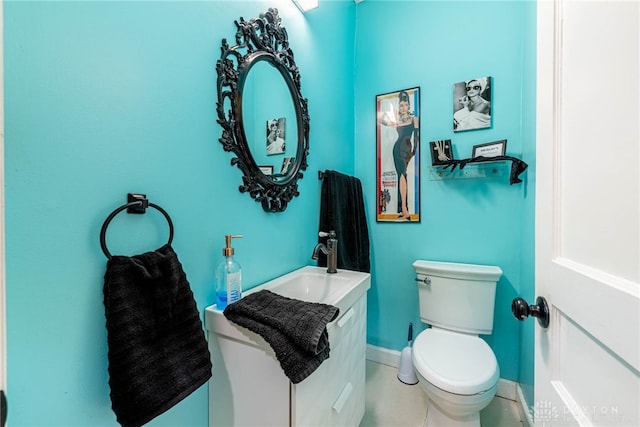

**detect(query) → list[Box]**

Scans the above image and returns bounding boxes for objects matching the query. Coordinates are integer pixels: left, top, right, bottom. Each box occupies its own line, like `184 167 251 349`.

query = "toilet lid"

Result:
412 329 499 395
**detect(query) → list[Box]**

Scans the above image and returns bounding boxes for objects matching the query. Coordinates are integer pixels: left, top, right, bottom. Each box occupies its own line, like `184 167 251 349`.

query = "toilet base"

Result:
424 400 480 427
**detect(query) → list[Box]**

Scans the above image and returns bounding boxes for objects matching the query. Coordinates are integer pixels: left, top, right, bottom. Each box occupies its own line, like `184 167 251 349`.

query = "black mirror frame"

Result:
216 8 310 213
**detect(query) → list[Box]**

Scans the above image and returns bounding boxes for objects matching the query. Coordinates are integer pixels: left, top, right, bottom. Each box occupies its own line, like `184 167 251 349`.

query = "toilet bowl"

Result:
412 328 499 427
412 260 503 427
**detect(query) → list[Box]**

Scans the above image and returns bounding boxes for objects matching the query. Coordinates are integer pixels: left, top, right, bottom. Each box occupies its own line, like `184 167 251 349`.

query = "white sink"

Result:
205 266 371 339
264 271 351 302
249 266 370 311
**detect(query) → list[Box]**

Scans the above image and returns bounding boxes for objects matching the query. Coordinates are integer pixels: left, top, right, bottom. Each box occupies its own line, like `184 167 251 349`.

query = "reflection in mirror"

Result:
216 8 310 212
242 59 299 183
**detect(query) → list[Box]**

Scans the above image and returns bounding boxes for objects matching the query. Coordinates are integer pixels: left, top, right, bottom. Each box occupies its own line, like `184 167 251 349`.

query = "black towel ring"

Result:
100 194 174 259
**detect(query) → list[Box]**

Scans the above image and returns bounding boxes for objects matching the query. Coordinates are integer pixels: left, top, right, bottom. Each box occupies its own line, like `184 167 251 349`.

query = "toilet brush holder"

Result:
397 322 418 385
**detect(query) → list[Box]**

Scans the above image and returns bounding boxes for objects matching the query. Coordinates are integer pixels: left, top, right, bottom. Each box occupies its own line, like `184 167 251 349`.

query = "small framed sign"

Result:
258 165 273 175
472 139 506 158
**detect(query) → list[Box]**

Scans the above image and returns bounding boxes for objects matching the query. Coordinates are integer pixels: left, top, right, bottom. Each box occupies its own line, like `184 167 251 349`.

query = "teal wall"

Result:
4 0 535 425
353 0 535 399
4 1 356 425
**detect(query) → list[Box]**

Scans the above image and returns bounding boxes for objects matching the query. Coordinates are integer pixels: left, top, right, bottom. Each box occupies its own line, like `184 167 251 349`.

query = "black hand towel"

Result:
103 244 212 427
223 290 339 384
319 170 370 273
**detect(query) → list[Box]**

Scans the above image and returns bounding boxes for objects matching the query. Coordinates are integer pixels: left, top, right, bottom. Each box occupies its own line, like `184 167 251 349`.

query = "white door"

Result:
535 0 639 426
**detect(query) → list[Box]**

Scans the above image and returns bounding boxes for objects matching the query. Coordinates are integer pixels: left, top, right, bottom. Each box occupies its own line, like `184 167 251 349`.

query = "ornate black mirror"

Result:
216 8 310 212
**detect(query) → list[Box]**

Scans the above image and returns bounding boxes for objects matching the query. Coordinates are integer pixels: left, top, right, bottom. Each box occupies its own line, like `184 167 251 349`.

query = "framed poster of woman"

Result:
376 87 420 222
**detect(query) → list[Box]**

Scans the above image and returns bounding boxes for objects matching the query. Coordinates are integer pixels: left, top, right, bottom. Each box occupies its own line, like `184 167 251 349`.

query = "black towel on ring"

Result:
103 244 212 427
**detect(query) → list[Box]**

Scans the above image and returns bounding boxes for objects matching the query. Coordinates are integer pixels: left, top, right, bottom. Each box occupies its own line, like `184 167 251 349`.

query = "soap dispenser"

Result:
215 234 243 310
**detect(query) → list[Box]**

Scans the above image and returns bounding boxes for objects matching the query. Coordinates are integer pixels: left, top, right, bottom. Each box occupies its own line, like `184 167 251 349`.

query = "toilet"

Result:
411 260 502 427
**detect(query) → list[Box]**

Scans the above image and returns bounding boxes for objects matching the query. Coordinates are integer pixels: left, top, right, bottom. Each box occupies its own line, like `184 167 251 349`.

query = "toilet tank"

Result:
413 260 502 335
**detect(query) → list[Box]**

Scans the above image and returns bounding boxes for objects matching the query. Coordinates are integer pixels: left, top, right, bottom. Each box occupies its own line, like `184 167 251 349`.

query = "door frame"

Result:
0 0 6 403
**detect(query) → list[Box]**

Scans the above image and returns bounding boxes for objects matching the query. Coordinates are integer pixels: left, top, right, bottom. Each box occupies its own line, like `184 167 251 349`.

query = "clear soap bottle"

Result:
215 235 243 310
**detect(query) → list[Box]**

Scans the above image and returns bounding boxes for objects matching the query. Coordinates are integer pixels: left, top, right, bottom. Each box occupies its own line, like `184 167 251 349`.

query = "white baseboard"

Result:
366 344 527 407
495 378 517 401
366 344 401 367
516 383 534 427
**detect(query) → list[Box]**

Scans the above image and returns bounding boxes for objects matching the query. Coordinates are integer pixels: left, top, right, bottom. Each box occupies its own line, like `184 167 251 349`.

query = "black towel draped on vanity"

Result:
223 289 339 384
103 244 212 427
318 170 370 273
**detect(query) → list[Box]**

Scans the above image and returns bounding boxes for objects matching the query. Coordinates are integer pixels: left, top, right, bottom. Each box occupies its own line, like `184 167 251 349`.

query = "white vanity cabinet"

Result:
205 266 370 427
291 295 367 426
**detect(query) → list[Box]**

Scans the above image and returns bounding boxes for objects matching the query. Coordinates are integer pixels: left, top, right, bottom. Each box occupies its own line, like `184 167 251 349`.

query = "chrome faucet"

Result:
312 231 338 274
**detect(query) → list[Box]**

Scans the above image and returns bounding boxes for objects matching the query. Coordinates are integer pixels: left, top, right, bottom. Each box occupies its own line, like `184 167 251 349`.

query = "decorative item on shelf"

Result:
472 139 507 158
429 140 454 166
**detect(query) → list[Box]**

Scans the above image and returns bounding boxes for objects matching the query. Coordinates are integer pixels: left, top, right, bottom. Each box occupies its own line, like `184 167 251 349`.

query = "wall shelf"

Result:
429 161 509 180
429 155 528 184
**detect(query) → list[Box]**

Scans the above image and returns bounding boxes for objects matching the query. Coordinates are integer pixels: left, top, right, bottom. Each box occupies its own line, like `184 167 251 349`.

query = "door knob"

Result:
511 296 550 328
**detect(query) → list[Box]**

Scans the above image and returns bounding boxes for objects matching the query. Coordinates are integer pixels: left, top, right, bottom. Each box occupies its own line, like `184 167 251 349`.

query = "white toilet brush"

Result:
397 322 419 385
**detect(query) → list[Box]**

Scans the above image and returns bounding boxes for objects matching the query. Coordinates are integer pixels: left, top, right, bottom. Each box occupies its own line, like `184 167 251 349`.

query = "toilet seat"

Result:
413 328 499 396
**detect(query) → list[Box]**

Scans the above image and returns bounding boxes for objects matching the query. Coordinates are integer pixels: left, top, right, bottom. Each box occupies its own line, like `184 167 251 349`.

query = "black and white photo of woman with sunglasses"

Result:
453 76 492 131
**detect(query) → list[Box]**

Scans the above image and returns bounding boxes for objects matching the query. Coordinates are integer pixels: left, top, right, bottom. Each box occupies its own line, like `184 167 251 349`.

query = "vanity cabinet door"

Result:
209 334 290 427
291 295 367 427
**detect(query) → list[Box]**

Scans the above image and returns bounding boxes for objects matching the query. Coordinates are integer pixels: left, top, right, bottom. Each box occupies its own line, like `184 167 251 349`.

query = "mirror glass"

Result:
216 8 310 212
242 59 299 183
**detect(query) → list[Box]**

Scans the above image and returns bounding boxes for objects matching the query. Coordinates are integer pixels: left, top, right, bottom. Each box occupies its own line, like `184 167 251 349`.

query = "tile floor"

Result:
360 360 524 427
